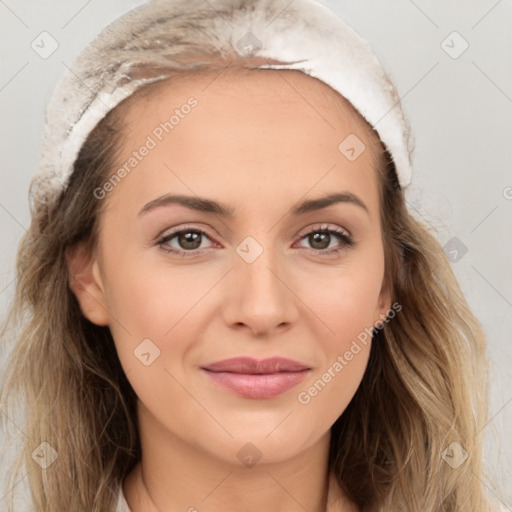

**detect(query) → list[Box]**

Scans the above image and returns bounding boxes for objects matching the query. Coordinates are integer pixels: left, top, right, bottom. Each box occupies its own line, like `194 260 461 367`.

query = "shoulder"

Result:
116 483 132 512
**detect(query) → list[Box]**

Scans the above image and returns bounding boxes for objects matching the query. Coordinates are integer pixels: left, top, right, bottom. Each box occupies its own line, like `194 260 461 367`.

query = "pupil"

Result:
311 232 329 249
179 231 201 249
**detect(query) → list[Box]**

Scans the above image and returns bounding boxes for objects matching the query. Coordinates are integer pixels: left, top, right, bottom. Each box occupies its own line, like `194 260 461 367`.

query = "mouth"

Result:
200 356 311 399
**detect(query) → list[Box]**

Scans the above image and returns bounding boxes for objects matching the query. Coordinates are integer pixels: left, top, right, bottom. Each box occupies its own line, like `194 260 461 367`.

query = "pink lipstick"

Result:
201 356 310 399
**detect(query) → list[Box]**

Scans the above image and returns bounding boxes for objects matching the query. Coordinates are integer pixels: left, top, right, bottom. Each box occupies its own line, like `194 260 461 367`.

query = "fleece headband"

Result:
32 0 413 204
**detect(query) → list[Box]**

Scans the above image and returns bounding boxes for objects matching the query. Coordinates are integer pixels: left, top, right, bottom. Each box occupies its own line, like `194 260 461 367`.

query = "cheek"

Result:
300 247 385 345
293 247 384 410
102 250 213 337
100 255 210 411
293 282 378 435
99 246 229 398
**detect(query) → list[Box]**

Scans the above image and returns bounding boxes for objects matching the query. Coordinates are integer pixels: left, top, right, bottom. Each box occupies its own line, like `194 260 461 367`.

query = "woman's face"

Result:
70 68 391 466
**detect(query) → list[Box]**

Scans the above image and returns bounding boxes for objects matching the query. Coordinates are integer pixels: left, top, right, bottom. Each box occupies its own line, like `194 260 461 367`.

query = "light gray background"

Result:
1 0 511 510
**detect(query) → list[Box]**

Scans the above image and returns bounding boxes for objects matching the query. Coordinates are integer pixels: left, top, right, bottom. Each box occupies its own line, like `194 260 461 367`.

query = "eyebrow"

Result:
138 192 369 217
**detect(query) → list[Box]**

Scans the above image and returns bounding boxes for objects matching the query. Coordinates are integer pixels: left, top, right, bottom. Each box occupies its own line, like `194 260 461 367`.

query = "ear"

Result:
372 273 393 328
65 242 110 326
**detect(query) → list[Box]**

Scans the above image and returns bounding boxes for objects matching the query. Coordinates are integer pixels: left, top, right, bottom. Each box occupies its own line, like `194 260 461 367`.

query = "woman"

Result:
0 0 496 510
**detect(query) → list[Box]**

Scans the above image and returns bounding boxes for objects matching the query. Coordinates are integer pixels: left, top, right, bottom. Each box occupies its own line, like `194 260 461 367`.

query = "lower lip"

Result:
202 369 310 399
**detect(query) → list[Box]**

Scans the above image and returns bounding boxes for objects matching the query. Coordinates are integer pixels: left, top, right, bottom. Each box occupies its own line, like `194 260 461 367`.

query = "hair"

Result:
0 11 494 512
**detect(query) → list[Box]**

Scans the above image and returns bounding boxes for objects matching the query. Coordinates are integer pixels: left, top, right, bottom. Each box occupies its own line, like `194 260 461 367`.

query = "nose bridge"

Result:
225 233 296 334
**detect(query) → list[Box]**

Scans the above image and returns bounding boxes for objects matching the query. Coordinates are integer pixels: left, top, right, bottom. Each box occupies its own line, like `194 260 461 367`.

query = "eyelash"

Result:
156 223 354 258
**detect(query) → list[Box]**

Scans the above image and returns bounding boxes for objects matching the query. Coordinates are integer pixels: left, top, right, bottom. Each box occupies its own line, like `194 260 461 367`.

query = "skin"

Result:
67 67 391 512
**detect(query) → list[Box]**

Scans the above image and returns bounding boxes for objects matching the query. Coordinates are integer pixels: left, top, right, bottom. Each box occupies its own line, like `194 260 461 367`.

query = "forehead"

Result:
117 66 381 163
124 66 374 129
104 66 383 222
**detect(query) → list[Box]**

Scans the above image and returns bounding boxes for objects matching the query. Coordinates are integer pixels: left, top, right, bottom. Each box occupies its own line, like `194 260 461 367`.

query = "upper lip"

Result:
201 357 310 374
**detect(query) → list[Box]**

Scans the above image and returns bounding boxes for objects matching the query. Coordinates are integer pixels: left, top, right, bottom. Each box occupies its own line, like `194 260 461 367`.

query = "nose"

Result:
222 242 298 337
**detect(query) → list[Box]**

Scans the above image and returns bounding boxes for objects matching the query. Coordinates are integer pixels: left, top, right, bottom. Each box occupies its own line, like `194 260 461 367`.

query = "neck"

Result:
122 404 358 512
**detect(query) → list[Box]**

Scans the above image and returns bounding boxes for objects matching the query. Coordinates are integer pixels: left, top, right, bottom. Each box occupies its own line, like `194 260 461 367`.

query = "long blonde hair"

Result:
1 14 493 512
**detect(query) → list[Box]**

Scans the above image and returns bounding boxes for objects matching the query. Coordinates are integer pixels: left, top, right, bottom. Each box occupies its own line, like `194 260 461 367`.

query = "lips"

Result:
201 356 310 373
201 357 311 399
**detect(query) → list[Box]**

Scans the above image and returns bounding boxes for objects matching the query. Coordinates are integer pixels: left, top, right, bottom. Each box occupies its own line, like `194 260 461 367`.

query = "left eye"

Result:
157 225 353 257
295 227 353 253
157 228 212 255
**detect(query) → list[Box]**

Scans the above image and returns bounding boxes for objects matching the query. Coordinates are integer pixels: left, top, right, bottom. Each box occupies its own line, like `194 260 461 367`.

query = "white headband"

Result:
32 0 413 204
